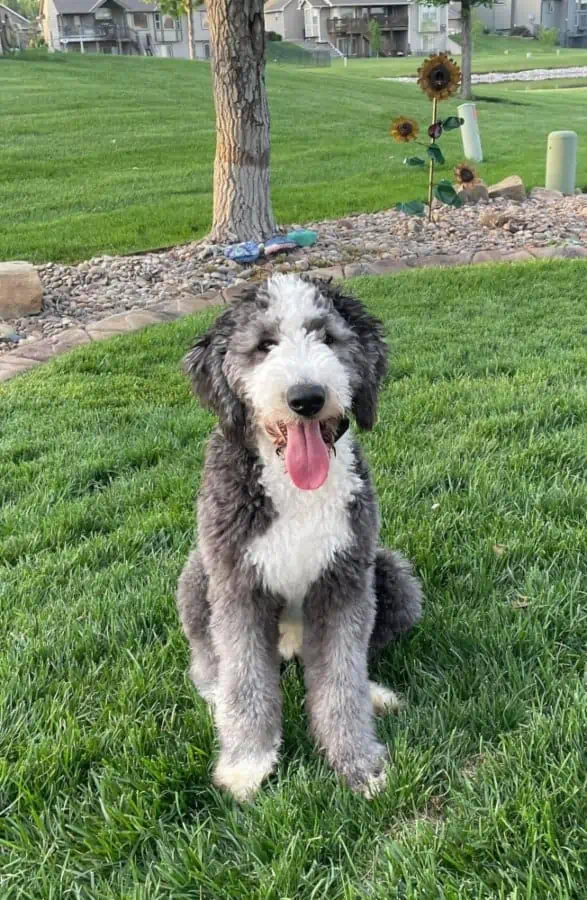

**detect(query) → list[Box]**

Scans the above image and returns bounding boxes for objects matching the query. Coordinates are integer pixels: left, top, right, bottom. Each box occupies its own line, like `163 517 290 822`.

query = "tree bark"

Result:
460 0 473 101
208 0 275 243
186 0 194 60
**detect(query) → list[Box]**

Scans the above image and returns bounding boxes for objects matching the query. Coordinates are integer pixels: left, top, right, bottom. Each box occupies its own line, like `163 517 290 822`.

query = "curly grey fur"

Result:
177 276 423 799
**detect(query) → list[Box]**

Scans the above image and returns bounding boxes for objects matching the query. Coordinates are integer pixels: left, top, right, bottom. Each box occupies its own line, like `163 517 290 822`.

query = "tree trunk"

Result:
208 0 275 243
186 0 194 60
460 0 473 101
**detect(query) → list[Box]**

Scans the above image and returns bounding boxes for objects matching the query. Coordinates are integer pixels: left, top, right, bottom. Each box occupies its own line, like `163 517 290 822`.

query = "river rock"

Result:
0 262 43 319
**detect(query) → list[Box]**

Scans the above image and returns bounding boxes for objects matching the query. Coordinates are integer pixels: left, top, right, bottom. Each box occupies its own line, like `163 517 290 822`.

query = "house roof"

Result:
302 0 406 7
264 0 295 12
0 3 30 23
326 0 401 6
49 0 160 13
300 0 331 8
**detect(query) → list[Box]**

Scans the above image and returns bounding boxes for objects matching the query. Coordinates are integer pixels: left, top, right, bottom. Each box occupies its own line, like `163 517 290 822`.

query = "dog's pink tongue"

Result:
285 420 330 491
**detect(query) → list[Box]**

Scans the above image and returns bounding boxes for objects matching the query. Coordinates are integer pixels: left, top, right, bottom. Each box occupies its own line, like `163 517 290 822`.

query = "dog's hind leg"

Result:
368 550 423 715
370 549 423 654
176 549 218 706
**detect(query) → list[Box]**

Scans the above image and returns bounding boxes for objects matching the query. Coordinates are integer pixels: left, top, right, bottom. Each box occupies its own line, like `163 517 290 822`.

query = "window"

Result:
154 11 161 28
95 7 112 19
133 12 148 28
200 10 208 29
163 15 174 28
418 4 440 33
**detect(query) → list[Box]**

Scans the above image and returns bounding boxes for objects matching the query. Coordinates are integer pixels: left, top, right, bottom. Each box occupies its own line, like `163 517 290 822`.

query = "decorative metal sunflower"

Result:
417 54 461 102
390 116 420 143
454 162 480 188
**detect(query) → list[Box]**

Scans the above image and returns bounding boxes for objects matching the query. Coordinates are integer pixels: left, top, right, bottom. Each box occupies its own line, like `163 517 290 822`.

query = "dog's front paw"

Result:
369 681 403 716
358 767 388 799
338 741 389 800
278 619 303 660
213 752 277 802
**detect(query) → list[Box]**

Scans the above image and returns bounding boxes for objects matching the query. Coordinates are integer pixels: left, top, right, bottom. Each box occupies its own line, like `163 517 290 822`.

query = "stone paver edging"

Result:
1 243 586 384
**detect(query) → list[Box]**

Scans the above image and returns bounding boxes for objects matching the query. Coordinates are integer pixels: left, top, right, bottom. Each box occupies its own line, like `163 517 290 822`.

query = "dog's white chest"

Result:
246 436 361 611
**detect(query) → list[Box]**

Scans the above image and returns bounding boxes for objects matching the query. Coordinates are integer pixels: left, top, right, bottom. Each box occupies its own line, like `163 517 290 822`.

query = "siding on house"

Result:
39 0 211 58
282 1 305 38
477 0 568 35
265 0 306 40
476 1 512 31
1 2 34 49
511 0 542 30
41 0 59 45
270 0 456 56
407 3 452 55
476 0 585 46
1 3 30 29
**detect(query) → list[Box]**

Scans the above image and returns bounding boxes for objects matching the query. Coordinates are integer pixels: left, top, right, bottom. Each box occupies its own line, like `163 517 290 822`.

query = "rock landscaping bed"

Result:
382 66 587 85
1 187 587 379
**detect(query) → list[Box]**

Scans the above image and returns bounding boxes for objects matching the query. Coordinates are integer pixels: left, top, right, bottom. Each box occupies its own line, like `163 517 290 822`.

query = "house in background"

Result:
265 0 306 39
39 0 212 58
265 0 460 57
447 2 461 35
477 0 587 47
0 3 34 50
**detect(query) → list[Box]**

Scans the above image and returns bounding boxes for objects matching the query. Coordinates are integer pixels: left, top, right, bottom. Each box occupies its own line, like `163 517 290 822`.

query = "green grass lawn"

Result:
334 33 587 78
1 262 586 898
1 50 587 264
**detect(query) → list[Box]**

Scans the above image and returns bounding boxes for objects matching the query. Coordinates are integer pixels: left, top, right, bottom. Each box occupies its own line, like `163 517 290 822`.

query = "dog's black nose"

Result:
287 384 326 418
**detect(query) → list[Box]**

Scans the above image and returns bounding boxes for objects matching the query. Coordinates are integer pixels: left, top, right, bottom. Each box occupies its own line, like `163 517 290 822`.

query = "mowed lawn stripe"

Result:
0 262 585 897
1 53 587 262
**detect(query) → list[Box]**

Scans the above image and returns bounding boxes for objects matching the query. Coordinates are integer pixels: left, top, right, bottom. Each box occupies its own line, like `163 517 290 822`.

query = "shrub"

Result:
537 25 558 47
510 25 533 37
265 30 282 42
471 14 485 47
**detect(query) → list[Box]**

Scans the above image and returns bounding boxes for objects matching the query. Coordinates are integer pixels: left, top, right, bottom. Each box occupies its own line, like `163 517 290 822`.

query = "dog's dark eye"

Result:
257 338 277 354
323 333 336 347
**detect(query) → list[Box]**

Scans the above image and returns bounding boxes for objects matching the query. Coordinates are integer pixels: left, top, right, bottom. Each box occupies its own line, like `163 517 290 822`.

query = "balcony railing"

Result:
59 22 133 41
327 12 409 35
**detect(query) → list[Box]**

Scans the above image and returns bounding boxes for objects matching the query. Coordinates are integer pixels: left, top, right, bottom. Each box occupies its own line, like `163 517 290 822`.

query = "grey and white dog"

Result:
177 274 422 801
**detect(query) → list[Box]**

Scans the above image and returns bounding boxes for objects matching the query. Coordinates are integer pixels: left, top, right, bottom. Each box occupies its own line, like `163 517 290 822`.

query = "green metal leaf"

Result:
403 156 425 167
426 145 445 165
395 200 426 216
442 116 465 131
434 181 462 207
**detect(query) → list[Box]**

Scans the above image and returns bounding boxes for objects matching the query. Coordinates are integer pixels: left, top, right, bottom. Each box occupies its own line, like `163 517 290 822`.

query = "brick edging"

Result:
1 243 586 384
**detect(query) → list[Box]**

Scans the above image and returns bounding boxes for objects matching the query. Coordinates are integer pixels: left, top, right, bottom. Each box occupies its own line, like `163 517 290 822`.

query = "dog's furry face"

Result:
185 275 388 488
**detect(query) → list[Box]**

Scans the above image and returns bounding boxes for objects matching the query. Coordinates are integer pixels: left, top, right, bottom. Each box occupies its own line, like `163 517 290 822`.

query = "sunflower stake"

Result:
390 54 473 220
427 97 439 223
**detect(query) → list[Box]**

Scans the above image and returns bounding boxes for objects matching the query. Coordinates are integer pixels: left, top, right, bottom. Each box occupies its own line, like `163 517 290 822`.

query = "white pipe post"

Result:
457 102 483 163
545 131 578 195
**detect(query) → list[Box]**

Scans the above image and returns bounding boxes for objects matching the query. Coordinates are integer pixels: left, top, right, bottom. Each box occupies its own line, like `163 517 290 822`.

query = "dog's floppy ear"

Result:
184 311 247 442
329 284 388 431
